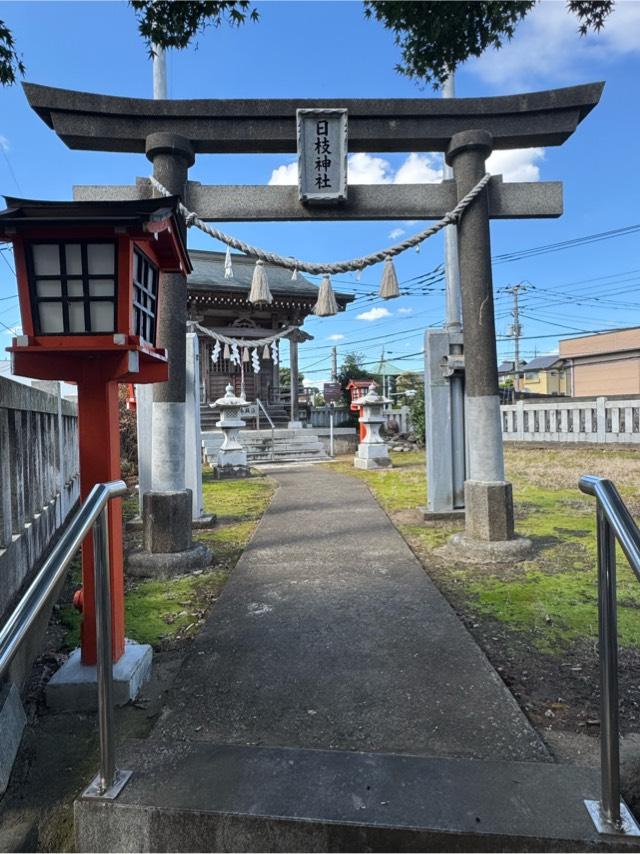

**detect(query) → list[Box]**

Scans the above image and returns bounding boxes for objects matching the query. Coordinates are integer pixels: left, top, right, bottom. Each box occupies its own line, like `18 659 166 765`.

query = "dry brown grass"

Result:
505 444 640 497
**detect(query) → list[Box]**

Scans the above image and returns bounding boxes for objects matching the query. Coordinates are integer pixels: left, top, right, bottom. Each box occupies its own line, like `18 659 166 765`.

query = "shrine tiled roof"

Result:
187 249 354 304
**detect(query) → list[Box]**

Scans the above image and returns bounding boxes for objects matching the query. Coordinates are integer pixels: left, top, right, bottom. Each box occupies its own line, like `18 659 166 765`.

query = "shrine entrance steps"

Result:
202 428 329 465
200 403 289 430
75 468 626 852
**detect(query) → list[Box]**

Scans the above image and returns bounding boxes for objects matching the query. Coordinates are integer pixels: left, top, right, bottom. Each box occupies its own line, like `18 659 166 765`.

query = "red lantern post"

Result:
0 196 190 665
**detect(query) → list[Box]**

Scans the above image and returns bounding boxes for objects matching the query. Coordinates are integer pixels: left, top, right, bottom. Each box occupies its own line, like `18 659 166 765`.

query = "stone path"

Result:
152 467 546 761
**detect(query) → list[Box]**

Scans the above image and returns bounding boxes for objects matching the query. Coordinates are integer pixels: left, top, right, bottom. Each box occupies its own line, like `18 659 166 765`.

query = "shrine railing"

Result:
578 475 640 838
0 479 130 800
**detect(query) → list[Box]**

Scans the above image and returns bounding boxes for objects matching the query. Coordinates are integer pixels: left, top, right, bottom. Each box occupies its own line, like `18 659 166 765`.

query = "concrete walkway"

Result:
77 468 619 852
151 467 546 761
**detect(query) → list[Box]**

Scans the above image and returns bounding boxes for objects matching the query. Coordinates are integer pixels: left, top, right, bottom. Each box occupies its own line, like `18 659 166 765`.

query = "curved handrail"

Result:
579 475 640 581
579 474 640 837
256 398 275 462
0 480 127 680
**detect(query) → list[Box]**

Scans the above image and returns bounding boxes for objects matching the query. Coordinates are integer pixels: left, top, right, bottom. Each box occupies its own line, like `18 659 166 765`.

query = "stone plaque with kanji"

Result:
297 108 347 205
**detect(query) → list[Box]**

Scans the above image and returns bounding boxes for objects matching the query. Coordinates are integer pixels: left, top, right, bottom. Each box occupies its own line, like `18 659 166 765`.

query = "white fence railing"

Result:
310 405 412 433
501 397 640 444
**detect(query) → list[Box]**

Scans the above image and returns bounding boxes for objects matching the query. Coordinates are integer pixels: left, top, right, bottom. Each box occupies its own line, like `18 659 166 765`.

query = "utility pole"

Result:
331 346 338 382
505 283 527 392
153 44 168 100
442 74 462 333
424 70 466 519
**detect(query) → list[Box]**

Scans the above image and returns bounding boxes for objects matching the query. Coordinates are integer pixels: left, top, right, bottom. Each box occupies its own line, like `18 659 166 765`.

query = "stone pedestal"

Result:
45 640 152 712
127 489 212 578
354 384 392 470
212 385 249 479
438 481 533 564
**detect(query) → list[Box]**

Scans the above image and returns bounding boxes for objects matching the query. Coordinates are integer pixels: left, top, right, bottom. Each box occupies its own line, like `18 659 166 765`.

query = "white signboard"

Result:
297 108 348 205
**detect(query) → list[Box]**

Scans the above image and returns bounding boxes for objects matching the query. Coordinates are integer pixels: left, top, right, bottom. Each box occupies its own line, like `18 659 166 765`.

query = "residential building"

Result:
521 355 567 396
559 327 640 397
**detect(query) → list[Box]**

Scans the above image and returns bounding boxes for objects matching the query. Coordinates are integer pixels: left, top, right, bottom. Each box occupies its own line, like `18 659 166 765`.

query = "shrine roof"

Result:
187 250 354 305
373 355 407 377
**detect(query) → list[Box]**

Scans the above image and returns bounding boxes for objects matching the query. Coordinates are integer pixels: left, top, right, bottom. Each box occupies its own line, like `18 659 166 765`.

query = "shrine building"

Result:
187 250 353 426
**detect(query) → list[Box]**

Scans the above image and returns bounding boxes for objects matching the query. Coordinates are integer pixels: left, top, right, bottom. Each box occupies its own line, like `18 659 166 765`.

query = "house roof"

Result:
524 355 561 371
187 250 354 305
498 359 527 374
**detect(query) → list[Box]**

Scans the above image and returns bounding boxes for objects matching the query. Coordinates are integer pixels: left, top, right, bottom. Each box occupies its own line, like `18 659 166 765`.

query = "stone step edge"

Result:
74 741 632 853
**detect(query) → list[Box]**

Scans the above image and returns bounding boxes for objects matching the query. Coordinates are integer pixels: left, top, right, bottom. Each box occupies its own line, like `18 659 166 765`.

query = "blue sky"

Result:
1 0 639 388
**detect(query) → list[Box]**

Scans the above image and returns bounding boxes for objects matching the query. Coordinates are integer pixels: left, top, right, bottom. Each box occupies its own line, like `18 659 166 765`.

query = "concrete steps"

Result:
75 741 633 852
202 428 329 465
200 405 290 431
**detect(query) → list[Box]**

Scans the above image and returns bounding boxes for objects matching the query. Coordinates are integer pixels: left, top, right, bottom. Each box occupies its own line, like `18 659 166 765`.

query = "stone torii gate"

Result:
23 81 603 561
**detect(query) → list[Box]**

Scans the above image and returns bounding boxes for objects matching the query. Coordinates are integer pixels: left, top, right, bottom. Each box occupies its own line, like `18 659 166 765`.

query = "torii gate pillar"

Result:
128 133 212 575
444 130 530 560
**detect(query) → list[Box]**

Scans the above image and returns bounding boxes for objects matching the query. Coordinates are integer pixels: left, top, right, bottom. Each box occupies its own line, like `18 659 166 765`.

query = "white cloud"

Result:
397 307 414 315
389 227 405 240
469 0 640 89
357 307 391 322
0 135 9 153
487 148 544 182
394 152 442 184
268 152 443 187
326 333 345 341
347 153 393 185
268 161 297 186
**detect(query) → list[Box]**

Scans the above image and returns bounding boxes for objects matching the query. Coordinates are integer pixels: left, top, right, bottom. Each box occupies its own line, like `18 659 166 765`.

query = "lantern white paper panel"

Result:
32 244 60 276
87 244 115 275
39 302 64 333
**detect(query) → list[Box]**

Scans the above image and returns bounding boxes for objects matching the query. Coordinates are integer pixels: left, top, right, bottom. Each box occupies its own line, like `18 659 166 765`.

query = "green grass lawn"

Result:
328 446 640 654
62 471 276 650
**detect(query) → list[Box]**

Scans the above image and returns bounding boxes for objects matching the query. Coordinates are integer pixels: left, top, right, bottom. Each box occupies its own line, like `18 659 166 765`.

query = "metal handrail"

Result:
0 479 129 799
579 475 640 837
256 398 275 461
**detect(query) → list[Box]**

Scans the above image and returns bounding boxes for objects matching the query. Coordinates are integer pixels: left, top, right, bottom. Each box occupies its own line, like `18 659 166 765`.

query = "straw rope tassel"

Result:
378 256 400 299
313 275 339 317
262 344 270 359
249 259 273 304
223 343 231 360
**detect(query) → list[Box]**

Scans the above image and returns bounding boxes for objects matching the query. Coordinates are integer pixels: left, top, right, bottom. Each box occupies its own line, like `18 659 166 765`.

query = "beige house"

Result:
559 327 640 397
521 355 567 396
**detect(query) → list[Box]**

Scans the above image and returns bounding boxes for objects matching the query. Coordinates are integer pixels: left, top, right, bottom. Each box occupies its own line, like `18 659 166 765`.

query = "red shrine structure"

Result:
347 378 377 441
0 196 190 665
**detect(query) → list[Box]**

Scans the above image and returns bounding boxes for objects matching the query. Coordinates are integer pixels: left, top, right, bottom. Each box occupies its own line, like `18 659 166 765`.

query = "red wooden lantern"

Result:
347 379 377 442
0 196 190 666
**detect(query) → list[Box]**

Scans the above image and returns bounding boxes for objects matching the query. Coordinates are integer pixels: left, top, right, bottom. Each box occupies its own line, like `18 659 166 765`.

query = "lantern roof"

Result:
0 195 191 274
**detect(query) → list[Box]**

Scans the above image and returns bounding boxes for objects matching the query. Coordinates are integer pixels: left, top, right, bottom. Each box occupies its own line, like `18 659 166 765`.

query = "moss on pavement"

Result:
62 471 276 650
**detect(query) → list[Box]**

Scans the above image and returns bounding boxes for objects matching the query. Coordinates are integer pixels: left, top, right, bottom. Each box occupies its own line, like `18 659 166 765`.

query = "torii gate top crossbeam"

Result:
23 82 603 154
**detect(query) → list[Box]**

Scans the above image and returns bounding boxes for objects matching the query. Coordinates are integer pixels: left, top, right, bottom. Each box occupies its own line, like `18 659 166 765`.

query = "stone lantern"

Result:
211 384 249 479
354 382 392 470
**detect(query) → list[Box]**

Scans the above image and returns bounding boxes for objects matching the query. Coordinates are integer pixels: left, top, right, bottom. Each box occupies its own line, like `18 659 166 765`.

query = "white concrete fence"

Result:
501 396 640 444
310 405 412 434
0 376 79 628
